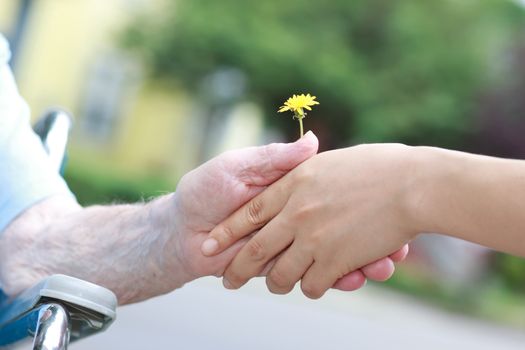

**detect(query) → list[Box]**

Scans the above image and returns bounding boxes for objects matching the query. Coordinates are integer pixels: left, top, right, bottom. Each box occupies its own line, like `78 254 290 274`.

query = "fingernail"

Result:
201 238 219 255
223 278 234 289
298 130 312 140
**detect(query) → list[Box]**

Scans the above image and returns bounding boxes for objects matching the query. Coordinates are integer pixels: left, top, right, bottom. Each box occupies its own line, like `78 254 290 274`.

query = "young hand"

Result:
201 144 418 298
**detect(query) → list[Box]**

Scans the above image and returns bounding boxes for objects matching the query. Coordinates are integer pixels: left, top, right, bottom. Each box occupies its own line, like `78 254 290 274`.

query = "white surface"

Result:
72 277 525 350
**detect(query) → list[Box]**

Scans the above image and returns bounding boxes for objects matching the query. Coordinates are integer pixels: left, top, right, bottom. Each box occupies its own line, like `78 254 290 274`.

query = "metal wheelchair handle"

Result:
0 275 117 349
33 304 70 350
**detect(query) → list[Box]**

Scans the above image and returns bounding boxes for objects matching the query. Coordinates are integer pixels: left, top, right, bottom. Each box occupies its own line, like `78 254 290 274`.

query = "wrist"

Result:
147 192 195 287
407 146 463 236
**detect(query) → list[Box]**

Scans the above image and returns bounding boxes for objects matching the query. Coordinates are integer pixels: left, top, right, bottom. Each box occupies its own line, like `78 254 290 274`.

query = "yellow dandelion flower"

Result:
278 93 319 137
278 93 320 116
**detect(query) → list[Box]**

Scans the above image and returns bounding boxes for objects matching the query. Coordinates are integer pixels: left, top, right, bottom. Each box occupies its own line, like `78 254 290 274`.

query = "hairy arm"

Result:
0 193 185 305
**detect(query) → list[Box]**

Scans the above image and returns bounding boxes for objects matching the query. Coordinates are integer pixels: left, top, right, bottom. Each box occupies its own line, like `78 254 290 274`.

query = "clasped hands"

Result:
0 130 410 305
183 132 414 299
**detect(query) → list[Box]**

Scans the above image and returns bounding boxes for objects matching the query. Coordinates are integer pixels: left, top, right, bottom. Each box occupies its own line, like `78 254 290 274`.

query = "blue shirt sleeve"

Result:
0 34 74 233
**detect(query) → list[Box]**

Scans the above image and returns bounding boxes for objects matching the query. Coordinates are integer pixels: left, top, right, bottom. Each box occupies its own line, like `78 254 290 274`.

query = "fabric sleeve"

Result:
0 34 74 233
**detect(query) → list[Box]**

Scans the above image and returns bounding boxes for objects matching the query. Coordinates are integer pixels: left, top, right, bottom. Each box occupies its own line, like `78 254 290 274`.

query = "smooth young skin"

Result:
203 144 525 299
0 133 402 304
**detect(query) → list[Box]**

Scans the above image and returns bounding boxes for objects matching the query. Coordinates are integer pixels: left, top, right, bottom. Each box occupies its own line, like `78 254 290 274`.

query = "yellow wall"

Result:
112 82 196 178
15 0 130 114
2 0 192 183
0 0 18 33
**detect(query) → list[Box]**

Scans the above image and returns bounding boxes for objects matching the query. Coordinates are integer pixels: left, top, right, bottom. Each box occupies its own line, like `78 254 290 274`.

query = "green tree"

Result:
123 0 525 147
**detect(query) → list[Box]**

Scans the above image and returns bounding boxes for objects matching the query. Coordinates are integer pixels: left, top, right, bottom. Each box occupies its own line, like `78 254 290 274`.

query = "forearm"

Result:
413 147 525 256
0 193 188 305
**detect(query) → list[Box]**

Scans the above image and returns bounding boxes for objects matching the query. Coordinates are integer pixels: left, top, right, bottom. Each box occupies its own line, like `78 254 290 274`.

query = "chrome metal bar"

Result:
32 304 70 350
0 275 117 349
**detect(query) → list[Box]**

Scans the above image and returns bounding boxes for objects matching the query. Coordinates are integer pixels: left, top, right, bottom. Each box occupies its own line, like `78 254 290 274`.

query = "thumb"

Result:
234 131 319 186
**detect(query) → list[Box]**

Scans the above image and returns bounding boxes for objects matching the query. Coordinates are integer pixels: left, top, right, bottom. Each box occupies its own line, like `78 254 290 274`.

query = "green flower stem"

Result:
294 111 305 138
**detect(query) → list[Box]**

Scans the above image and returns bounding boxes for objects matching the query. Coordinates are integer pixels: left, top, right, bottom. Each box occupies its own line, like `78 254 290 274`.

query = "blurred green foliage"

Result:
123 0 525 147
494 253 525 292
64 163 172 206
383 266 525 327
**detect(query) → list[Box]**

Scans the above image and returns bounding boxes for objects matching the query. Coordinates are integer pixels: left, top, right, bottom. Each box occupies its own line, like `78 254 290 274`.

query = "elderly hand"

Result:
172 134 407 291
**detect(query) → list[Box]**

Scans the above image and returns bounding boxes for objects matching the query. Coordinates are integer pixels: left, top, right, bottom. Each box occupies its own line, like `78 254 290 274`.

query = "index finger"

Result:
200 176 292 256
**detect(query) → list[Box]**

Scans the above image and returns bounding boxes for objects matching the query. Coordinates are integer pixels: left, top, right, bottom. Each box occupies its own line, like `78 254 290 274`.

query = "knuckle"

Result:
246 239 266 262
308 231 325 247
246 198 264 226
291 165 315 184
260 143 276 161
219 225 235 242
290 204 317 223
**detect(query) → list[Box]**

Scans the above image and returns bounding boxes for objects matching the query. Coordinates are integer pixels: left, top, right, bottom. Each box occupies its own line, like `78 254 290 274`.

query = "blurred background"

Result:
2 0 525 348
